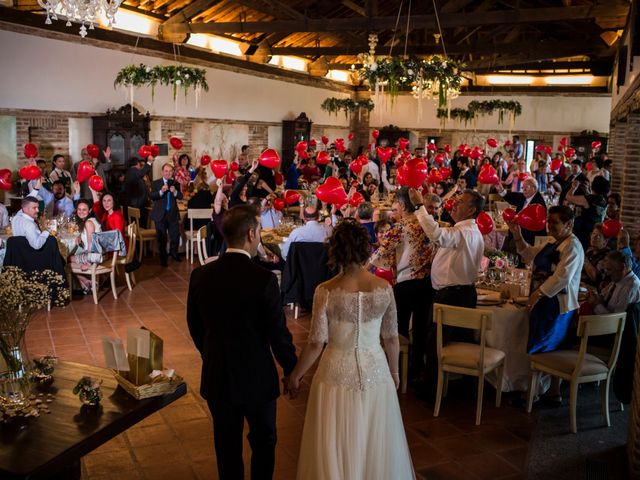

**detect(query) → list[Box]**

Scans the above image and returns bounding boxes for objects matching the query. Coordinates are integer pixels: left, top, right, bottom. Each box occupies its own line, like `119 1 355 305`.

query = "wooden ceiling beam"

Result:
162 5 629 35
342 0 365 17
162 0 220 24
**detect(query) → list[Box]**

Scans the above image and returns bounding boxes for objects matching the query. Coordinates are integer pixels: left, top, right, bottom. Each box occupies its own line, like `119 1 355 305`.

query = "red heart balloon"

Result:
444 199 454 212
86 144 100 159
296 141 307 153
349 191 365 207
551 159 563 171
487 138 498 148
372 129 379 140
316 151 330 165
602 219 622 238
298 149 309 160
349 160 363 175
427 143 437 152
210 160 228 179
515 204 547 231
309 138 317 147
200 154 212 166
76 161 95 182
24 143 38 159
336 144 346 153
18 166 31 181
321 135 329 145
434 153 445 165
284 190 301 205
258 149 280 169
88 174 104 192
586 162 593 172
517 172 529 182
356 154 369 165
138 145 152 159
398 137 410 151
502 208 516 223
229 161 239 172
476 211 494 235
169 137 183 150
316 177 348 205
458 143 468 152
225 171 235 184
427 168 442 184
444 144 451 154
398 159 428 188
560 137 568 147
440 167 451 180
150 145 160 158
535 144 546 153
591 141 602 151
545 146 553 155
478 165 500 185
394 158 405 169
273 198 285 211
348 132 354 141
0 169 12 191
376 147 393 164
504 140 512 147
374 267 394 285
557 145 565 152
274 172 283 186
564 148 576 157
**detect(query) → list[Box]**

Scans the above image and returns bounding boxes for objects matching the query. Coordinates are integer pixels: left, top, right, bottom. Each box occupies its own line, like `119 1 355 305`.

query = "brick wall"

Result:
608 121 627 193
619 114 640 239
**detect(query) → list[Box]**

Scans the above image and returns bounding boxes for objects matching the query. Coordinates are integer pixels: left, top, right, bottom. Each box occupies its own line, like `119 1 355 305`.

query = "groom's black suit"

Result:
187 251 297 480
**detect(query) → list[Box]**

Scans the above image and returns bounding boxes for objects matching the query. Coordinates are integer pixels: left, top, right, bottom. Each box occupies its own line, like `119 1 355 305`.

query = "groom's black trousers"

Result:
207 398 277 480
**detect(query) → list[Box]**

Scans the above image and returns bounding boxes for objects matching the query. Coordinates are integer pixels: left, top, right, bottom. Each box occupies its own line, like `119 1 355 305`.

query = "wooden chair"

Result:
115 223 137 291
71 249 118 305
433 303 505 425
526 312 627 433
196 225 217 265
186 208 213 264
127 207 155 261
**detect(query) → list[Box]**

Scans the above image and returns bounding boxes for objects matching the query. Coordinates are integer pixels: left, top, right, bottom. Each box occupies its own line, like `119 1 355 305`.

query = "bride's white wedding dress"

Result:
296 285 415 480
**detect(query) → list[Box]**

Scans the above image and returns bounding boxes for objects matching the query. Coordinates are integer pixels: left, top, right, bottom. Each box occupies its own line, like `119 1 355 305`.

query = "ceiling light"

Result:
37 0 122 37
544 75 594 85
486 75 534 85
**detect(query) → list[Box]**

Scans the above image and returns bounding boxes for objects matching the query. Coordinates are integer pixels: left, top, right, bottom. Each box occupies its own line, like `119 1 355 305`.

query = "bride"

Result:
288 219 415 479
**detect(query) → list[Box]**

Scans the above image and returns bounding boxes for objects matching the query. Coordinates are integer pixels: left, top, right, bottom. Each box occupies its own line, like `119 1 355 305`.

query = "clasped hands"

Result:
282 375 301 399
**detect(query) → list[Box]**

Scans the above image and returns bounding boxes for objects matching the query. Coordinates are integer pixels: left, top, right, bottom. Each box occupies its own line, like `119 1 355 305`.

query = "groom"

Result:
187 204 297 480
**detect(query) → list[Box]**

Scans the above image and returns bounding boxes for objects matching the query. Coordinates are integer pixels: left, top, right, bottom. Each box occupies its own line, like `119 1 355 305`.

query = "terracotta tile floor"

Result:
26 260 534 480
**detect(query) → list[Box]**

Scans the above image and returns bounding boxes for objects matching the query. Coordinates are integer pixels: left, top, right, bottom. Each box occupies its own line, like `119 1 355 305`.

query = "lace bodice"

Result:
307 285 399 391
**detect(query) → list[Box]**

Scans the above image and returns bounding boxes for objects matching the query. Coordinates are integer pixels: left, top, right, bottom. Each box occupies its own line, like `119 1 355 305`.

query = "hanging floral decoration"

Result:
356 34 464 119
437 100 522 125
321 98 375 117
114 64 209 115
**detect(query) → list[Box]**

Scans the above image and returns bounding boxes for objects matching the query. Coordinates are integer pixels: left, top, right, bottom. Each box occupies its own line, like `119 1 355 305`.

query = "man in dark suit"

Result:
124 155 154 227
496 176 547 246
187 204 297 480
558 159 588 205
150 163 183 266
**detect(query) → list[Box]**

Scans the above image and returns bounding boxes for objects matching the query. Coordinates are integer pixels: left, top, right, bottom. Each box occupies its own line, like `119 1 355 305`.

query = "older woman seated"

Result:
581 223 612 288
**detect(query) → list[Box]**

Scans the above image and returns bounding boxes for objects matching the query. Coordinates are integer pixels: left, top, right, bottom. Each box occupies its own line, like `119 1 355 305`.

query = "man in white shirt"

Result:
11 196 51 250
30 179 79 218
260 195 283 230
512 135 524 161
281 206 331 259
590 251 640 314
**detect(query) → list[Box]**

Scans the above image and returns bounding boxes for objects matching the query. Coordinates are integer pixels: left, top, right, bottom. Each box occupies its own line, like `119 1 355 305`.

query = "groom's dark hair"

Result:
223 205 259 247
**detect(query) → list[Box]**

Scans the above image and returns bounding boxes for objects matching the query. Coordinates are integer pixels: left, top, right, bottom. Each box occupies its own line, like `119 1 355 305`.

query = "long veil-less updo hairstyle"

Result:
327 218 372 271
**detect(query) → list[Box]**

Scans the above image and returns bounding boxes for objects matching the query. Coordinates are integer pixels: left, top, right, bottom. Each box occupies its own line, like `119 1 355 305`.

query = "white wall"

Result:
0 29 350 126
371 93 612 133
0 116 16 170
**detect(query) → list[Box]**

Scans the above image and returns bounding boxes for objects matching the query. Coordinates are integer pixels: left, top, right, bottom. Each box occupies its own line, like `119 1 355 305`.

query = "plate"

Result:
477 299 504 306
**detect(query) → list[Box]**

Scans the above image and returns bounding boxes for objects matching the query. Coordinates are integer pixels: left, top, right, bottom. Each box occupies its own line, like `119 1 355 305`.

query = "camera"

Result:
166 179 175 188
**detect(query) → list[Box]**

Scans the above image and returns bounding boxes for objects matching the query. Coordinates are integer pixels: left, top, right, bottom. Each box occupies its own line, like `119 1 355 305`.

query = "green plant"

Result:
437 100 522 125
114 64 209 101
321 98 375 117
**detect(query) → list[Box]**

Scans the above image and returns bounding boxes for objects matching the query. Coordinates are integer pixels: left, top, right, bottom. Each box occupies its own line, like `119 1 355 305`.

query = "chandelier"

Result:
37 0 122 37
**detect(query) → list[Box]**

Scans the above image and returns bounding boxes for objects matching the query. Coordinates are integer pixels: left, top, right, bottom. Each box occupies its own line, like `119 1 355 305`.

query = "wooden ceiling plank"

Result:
162 0 221 24
342 0 365 17
163 5 629 34
440 0 475 14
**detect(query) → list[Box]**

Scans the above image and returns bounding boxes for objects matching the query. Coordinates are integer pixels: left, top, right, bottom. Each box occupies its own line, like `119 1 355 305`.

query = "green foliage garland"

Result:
358 55 464 107
114 64 209 101
321 98 375 117
437 100 522 125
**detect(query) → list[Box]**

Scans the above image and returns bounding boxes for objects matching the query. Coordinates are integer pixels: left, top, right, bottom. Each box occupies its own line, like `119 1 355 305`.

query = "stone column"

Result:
350 90 371 154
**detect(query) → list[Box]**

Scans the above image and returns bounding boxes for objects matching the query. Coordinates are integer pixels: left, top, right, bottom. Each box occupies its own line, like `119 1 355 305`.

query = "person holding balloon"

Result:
565 175 610 249
29 177 80 219
495 177 546 247
230 159 260 208
48 154 73 194
75 146 112 200
508 205 584 372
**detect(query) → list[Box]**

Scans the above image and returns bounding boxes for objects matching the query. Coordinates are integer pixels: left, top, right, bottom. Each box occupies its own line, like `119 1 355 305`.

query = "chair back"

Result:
433 303 494 366
281 242 335 307
196 225 208 265
577 313 627 371
124 223 137 263
188 208 213 236
128 207 142 229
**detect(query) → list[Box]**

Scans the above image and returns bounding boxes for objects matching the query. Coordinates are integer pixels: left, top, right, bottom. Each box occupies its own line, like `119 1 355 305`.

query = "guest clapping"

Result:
150 163 183 266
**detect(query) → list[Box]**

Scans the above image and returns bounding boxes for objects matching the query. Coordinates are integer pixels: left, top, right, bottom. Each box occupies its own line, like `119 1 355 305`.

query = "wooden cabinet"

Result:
378 125 410 148
92 104 151 179
282 112 312 172
570 133 608 164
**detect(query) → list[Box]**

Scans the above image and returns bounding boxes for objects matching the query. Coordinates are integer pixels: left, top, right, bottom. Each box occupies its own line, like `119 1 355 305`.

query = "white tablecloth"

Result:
478 291 550 394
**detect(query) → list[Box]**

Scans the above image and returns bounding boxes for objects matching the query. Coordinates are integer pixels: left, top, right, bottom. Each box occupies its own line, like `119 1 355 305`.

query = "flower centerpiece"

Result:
0 267 69 416
482 249 508 270
73 376 103 406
